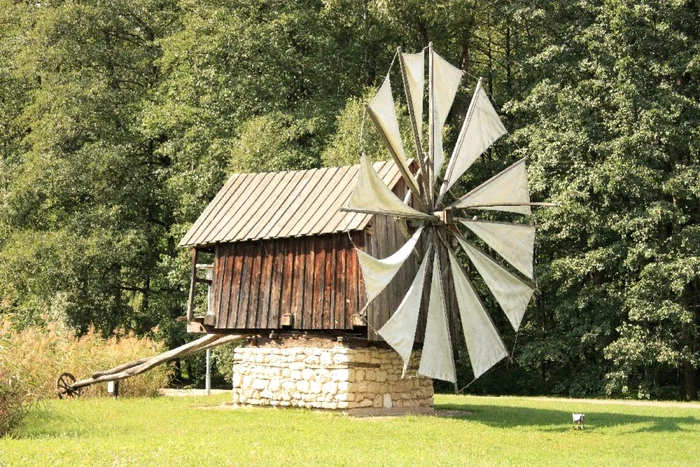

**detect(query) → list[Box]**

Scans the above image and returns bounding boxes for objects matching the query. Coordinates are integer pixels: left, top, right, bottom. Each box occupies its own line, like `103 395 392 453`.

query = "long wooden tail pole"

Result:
69 333 243 391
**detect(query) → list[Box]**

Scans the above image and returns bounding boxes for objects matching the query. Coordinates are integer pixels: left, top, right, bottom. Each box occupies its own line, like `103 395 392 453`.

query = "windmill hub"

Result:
432 208 454 225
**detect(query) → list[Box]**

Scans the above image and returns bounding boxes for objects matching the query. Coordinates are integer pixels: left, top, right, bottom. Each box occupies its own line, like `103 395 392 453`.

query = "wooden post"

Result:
427 42 435 207
186 248 199 322
398 47 431 203
205 348 211 395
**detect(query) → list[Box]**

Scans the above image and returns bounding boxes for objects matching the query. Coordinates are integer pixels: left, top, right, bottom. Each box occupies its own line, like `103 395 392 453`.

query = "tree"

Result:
510 0 700 400
0 1 182 335
1 0 697 400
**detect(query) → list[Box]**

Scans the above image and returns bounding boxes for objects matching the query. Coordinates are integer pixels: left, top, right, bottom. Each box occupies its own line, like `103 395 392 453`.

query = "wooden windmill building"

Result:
180 159 430 342
179 160 435 410
64 46 538 407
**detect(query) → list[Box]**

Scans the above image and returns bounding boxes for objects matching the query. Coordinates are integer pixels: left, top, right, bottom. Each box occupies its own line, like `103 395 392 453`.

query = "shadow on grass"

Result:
434 402 700 433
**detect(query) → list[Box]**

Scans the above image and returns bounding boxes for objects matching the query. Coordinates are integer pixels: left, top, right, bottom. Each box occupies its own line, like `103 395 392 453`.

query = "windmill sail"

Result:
378 246 432 375
454 236 534 331
450 158 531 215
400 51 425 144
347 46 543 386
458 219 535 279
448 249 508 378
346 156 433 219
430 50 462 176
440 79 508 198
357 226 425 304
418 252 457 383
368 75 421 196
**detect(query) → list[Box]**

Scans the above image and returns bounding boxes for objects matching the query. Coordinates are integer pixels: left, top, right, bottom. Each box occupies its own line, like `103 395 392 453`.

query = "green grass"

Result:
1 394 699 466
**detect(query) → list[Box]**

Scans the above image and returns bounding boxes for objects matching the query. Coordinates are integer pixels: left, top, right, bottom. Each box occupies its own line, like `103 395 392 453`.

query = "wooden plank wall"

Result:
362 173 457 343
211 232 365 331
209 223 448 340
208 163 457 342
363 215 431 342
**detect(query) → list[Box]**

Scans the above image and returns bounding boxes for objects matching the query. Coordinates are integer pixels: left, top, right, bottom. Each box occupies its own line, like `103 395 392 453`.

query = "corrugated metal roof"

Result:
179 160 403 247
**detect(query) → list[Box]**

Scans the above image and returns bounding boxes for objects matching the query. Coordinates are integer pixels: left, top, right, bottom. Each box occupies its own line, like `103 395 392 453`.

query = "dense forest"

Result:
0 0 698 400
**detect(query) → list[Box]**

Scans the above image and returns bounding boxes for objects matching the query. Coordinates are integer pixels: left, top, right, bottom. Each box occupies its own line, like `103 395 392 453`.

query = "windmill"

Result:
343 44 550 384
55 45 549 405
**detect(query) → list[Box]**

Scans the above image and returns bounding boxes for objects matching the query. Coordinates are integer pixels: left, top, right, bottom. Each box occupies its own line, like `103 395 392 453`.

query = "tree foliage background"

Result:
0 0 697 399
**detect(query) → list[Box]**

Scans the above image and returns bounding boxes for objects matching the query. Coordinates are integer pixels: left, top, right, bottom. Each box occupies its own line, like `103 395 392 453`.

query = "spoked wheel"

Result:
56 372 81 399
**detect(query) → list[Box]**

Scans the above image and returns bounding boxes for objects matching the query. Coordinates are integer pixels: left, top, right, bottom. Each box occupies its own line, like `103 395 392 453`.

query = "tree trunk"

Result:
684 360 697 401
683 284 698 401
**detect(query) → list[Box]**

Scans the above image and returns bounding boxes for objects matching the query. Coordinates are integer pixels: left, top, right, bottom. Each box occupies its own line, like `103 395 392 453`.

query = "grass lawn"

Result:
1 394 699 466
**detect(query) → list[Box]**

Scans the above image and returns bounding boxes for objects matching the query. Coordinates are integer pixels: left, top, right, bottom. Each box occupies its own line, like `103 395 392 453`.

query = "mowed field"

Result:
1 394 699 466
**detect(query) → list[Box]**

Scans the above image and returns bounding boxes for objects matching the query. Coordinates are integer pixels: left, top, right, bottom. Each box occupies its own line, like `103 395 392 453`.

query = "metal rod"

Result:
454 202 558 209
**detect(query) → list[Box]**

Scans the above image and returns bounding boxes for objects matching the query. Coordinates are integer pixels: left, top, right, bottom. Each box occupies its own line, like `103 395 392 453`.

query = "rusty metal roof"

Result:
179 160 403 247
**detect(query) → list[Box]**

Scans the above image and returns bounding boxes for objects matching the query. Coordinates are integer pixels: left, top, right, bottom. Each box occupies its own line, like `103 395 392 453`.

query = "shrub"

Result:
0 331 37 436
0 366 32 435
0 318 170 400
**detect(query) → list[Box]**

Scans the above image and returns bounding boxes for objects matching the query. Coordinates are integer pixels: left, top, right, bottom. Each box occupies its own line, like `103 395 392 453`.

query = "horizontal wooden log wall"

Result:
212 232 366 331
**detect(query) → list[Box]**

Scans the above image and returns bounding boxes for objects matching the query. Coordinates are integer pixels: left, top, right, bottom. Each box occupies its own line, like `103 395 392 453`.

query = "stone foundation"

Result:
231 339 433 410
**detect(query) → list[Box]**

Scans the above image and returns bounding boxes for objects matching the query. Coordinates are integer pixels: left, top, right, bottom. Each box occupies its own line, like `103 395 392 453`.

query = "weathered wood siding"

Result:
364 214 427 341
211 232 366 331
208 166 459 342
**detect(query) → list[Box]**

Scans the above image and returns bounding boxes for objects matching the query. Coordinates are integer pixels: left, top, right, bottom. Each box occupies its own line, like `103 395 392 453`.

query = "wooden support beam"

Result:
186 248 199 322
427 42 435 207
69 334 244 391
398 47 431 205
91 358 149 378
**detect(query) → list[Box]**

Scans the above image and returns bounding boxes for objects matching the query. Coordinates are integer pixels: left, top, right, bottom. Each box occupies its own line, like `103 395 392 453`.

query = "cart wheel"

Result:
56 372 81 399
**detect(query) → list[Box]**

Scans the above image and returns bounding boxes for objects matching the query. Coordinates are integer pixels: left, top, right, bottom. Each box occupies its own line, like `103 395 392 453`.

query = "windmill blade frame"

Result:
345 43 547 384
457 218 536 280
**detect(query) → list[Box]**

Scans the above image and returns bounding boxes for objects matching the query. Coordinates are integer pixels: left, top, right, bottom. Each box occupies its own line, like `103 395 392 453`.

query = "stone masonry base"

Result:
231 339 433 410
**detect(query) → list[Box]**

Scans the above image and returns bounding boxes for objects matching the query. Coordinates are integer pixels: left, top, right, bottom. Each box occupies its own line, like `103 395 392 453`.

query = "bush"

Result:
0 367 32 436
0 329 37 436
0 318 170 401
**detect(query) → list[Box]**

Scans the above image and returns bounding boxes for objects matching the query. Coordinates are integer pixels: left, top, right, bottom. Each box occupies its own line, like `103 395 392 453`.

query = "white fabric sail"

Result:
431 51 462 176
347 156 433 219
368 75 419 194
454 236 534 331
401 51 424 144
450 158 531 215
441 79 507 196
377 246 431 375
357 226 425 305
458 220 535 279
418 252 456 383
448 249 508 379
